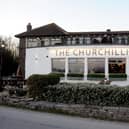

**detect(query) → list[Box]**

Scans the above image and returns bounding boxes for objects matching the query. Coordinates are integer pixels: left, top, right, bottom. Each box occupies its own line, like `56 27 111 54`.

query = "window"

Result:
51 38 62 45
88 58 105 73
113 37 119 44
75 38 79 44
68 58 84 73
67 37 71 45
85 37 91 44
52 58 65 73
27 38 44 48
26 38 52 48
109 58 126 73
121 37 126 44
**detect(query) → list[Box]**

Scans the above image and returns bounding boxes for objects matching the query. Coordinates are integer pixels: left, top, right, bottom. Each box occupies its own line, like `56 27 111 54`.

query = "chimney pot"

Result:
27 23 32 32
106 29 111 32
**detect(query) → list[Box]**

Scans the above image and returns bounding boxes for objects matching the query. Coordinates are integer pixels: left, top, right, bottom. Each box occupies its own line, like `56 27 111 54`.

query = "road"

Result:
0 106 129 129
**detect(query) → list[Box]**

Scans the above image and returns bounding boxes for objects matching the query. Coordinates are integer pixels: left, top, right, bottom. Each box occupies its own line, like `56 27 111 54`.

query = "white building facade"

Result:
15 23 129 83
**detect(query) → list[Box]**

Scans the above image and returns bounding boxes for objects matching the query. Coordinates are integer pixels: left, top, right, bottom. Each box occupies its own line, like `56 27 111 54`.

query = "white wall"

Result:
25 45 129 79
25 47 51 79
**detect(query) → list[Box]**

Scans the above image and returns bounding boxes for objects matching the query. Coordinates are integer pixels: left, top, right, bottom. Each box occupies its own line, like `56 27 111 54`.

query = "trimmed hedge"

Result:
87 73 105 78
109 74 127 78
67 73 84 77
32 83 129 107
50 73 64 77
27 73 60 99
27 74 129 107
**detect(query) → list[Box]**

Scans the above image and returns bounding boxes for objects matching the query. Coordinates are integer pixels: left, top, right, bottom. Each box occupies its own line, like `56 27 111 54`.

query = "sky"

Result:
1 0 129 41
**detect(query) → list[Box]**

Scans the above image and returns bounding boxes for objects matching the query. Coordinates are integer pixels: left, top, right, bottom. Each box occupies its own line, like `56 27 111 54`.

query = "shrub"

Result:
67 73 84 77
87 73 105 78
109 74 127 81
26 74 129 107
27 73 60 99
50 73 64 77
109 73 127 78
47 73 61 85
41 83 129 107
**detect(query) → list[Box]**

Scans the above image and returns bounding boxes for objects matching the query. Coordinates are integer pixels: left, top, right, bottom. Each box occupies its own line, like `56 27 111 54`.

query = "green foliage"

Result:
87 73 105 78
26 73 129 107
109 74 127 78
67 73 84 77
27 74 60 99
27 82 129 107
109 74 127 81
51 73 64 77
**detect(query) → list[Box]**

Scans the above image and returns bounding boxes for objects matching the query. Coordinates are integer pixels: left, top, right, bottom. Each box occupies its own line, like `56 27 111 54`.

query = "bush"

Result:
67 73 84 77
109 73 127 78
40 83 129 107
109 74 127 81
27 73 60 99
50 73 64 77
87 73 105 78
26 74 129 107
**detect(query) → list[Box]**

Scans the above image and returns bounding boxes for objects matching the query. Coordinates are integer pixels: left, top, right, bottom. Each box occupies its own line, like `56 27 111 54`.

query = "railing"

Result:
26 42 129 48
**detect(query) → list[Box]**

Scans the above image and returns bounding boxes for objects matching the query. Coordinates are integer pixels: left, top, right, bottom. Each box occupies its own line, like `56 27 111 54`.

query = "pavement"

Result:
0 106 129 129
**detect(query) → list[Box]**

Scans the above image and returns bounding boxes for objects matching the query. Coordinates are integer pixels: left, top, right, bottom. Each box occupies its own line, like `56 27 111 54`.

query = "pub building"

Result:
15 23 129 84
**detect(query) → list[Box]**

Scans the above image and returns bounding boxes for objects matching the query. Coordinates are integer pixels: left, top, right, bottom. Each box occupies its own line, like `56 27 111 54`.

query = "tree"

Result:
1 48 18 77
0 36 19 77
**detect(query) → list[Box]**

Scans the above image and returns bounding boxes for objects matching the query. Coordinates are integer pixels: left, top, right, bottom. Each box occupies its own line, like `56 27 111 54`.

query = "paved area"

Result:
0 106 129 129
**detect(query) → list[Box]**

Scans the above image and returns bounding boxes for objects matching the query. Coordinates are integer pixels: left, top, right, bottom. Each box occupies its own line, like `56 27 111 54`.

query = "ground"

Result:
0 106 129 129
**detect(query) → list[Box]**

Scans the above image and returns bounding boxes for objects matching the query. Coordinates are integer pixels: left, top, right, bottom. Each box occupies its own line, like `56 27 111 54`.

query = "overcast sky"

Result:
0 0 129 39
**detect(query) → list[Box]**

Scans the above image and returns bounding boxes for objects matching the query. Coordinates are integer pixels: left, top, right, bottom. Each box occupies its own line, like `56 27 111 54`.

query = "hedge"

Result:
30 83 129 107
27 73 60 99
87 73 105 80
109 73 127 78
31 83 129 106
27 74 129 107
67 73 84 77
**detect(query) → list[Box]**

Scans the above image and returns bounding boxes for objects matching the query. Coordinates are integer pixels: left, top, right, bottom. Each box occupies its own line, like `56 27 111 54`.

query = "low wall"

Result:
0 95 129 122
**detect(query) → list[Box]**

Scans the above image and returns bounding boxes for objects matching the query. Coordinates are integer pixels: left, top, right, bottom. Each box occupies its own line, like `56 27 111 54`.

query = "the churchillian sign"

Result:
50 47 129 57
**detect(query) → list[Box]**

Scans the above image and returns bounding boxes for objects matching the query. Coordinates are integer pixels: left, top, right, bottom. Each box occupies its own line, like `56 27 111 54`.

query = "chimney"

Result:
106 29 111 32
27 23 32 32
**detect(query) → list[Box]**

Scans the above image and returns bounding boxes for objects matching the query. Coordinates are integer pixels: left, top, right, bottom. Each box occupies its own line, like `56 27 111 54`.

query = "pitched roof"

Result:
15 23 69 37
15 22 129 38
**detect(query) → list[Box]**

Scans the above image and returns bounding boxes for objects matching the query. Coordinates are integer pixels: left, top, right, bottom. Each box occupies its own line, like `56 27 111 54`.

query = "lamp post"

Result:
0 40 5 81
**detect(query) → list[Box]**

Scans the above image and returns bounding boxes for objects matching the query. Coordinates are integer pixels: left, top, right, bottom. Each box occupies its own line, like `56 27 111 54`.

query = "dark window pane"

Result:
109 58 126 73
